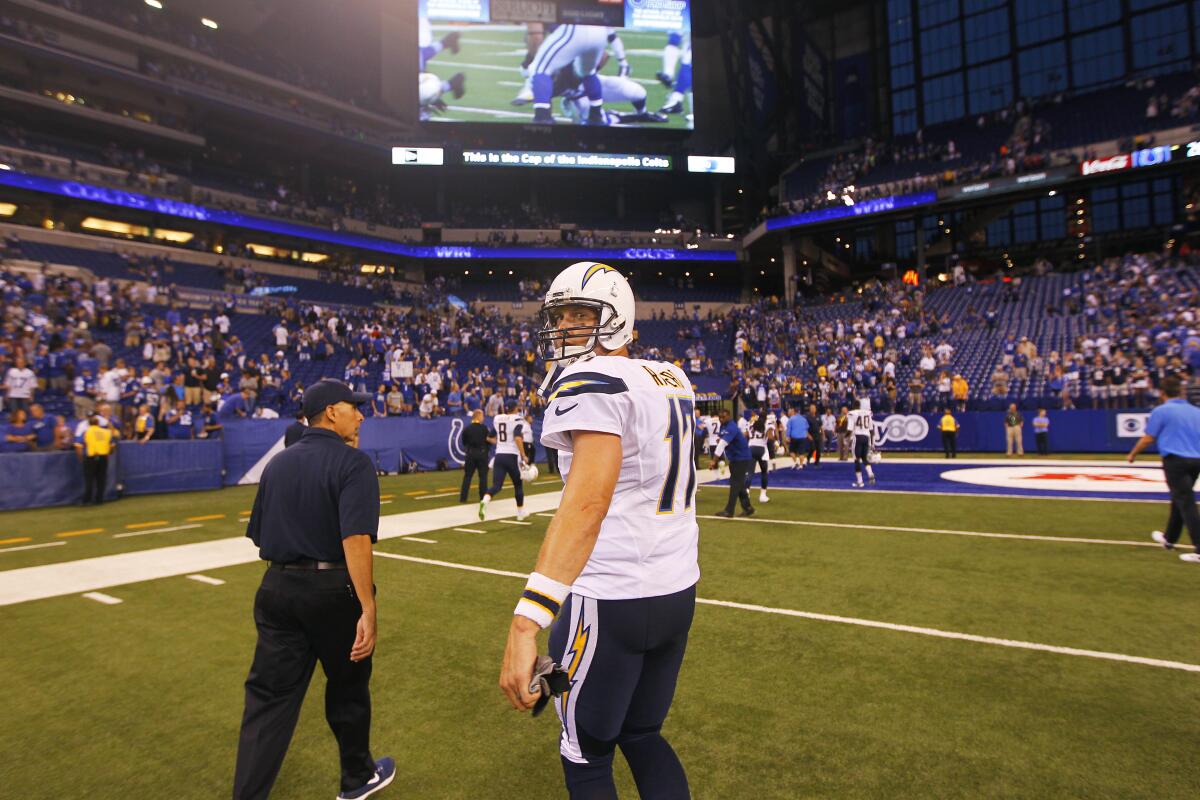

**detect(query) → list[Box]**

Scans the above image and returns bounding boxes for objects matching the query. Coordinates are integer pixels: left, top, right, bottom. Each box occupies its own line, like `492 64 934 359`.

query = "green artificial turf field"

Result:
424 24 693 129
1 466 1197 798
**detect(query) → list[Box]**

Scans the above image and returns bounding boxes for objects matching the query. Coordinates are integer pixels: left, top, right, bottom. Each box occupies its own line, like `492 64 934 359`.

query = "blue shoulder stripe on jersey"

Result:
547 371 629 401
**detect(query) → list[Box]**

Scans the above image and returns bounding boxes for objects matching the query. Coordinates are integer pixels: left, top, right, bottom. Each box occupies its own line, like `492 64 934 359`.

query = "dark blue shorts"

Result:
548 585 696 763
488 453 524 503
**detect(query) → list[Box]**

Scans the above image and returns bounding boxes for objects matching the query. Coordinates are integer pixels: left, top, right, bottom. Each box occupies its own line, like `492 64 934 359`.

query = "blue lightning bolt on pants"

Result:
548 586 696 800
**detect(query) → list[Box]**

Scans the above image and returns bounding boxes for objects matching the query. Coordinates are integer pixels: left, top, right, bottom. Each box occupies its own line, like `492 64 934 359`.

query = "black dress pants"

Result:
460 454 489 502
942 431 957 458
233 567 375 800
1162 455 1200 550
723 460 753 514
82 455 108 504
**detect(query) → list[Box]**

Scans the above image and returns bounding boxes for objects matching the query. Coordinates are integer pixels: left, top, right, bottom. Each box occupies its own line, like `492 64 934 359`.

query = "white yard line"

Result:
401 538 438 544
113 524 204 539
0 493 563 606
0 541 66 555
416 492 460 500
452 528 486 534
499 519 532 526
701 484 1164 505
373 552 1200 674
696 515 1187 549
81 592 122 605
186 574 225 586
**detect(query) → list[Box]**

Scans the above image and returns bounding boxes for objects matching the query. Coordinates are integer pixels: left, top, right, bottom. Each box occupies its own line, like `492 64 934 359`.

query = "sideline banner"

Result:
869 410 1141 453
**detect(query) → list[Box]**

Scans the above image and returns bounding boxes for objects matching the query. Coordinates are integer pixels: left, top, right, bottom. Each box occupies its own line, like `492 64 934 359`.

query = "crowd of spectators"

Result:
770 76 1200 222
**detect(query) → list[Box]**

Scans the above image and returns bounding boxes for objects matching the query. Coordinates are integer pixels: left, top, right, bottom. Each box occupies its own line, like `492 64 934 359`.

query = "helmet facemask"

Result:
536 296 624 364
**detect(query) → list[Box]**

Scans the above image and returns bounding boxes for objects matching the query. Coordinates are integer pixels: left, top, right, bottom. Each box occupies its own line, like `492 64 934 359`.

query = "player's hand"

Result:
350 608 376 662
709 461 718 471
618 59 631 78
499 615 542 711
1126 453 1136 464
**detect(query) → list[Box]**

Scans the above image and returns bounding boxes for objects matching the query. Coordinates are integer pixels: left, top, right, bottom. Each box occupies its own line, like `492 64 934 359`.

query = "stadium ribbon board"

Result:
461 149 672 170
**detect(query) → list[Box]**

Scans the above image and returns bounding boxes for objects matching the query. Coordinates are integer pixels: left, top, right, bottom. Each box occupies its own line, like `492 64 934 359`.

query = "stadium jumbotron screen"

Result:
417 0 694 129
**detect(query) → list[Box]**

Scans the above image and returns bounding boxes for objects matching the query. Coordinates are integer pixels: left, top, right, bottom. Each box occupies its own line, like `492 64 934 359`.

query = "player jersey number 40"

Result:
540 358 700 601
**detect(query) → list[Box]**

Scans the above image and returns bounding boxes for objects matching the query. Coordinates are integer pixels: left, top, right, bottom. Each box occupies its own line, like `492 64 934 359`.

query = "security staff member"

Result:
940 408 958 458
234 379 395 800
712 407 754 518
79 414 117 505
459 409 494 503
1128 376 1200 563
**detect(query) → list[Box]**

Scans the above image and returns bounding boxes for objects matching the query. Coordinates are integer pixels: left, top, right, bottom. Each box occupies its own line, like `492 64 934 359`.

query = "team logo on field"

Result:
939 466 1168 493
874 414 929 445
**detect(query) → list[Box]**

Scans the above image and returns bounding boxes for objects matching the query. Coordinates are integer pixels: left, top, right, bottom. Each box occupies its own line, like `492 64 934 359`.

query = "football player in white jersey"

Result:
479 401 530 521
500 261 697 799
746 412 770 503
528 25 629 124
847 397 877 487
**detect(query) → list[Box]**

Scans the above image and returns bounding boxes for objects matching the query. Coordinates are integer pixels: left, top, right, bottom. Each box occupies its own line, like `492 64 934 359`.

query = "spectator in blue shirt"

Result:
166 400 195 440
3 408 36 453
29 404 55 449
786 410 811 469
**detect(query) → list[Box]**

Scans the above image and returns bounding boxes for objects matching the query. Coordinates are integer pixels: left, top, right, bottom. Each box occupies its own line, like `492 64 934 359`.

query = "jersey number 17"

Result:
658 397 696 514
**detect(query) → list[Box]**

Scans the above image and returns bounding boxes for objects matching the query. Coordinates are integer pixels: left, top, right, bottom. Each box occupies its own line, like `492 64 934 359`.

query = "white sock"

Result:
866 466 875 479
482 494 491 503
662 44 680 76
666 90 684 106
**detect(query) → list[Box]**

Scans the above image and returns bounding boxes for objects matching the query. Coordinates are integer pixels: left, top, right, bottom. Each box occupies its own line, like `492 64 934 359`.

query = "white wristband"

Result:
514 572 570 629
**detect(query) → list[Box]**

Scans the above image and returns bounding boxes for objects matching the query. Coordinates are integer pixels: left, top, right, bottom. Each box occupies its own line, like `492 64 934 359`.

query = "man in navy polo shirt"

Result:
1128 376 1200 563
234 379 395 799
712 407 754 518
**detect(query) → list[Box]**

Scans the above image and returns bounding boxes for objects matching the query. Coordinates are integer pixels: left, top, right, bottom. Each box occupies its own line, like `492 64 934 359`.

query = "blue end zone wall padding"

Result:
118 439 224 495
0 451 118 510
0 411 1142 509
866 410 1145 453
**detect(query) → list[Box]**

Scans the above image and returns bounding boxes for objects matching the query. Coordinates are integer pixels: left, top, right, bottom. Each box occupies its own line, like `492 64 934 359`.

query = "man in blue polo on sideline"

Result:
1127 375 1200 563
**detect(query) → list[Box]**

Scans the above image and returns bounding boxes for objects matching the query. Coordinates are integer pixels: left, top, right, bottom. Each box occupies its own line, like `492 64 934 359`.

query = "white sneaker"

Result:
1181 553 1200 563
516 509 528 521
758 490 769 504
1151 530 1174 550
853 481 863 488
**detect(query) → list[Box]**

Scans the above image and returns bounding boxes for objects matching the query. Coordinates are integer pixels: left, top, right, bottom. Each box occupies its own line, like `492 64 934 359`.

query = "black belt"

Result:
271 559 347 571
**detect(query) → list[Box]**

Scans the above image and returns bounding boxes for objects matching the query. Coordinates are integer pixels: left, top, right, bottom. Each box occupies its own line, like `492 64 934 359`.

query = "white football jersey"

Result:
748 422 767 448
541 356 700 600
847 408 874 438
703 415 720 446
492 413 527 456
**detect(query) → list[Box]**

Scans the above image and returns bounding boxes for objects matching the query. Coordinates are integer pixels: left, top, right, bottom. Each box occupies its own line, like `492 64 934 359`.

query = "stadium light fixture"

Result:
145 0 163 9
201 17 218 29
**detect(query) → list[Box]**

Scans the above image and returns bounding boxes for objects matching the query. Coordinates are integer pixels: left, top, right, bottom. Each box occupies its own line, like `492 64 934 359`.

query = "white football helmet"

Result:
537 261 635 366
520 463 539 482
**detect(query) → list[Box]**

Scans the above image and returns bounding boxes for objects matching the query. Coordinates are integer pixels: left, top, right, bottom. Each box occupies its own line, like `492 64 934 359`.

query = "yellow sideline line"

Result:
186 514 226 522
380 494 395 500
125 520 170 529
55 528 104 538
404 490 428 496
0 537 31 546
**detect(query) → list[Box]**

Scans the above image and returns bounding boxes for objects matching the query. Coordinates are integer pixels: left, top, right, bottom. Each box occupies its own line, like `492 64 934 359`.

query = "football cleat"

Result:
868 476 876 485
336 757 396 800
511 81 534 106
441 31 461 55
533 107 554 124
660 100 684 114
1151 530 1173 550
1181 553 1200 563
614 111 669 124
479 497 489 521
655 71 675 88
586 106 607 126
448 72 466 100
